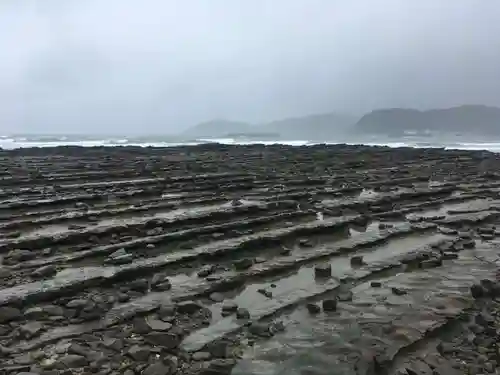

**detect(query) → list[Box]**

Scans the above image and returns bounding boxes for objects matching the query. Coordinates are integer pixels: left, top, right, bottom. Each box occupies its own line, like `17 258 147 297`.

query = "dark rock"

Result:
314 264 332 278
438 227 457 235
391 287 407 296
209 293 225 302
133 317 152 334
206 275 222 282
478 226 495 235
306 303 321 314
231 199 243 206
177 301 204 315
207 340 231 358
420 258 443 268
458 231 472 239
63 308 77 318
379 223 393 230
0 306 22 323
23 306 47 320
158 305 176 320
150 273 167 286
150 273 171 291
370 281 382 288
298 238 314 247
8 249 35 262
145 332 181 349
43 304 64 316
280 246 292 255
117 293 131 302
432 363 462 375
322 299 337 312
19 322 43 338
480 233 495 240
488 283 500 298
480 278 496 290
270 320 285 333
128 345 151 362
0 267 11 279
80 309 104 322
248 322 271 337
436 341 455 356
471 284 486 299
483 361 495 373
221 301 238 314
193 351 212 361
421 353 459 372
337 290 353 301
468 323 485 335
480 279 500 297
198 265 216 277
462 239 475 248
0 344 13 356
129 279 149 292
236 308 250 319
234 258 254 270
257 288 272 298
152 281 172 291
405 359 433 375
350 255 365 266
354 350 379 375
66 299 89 309
475 312 494 327
142 360 177 375
434 241 453 251
57 354 89 369
102 337 124 352
146 317 173 331
68 343 93 357
32 265 57 278
106 248 133 264
201 359 236 375
442 252 458 260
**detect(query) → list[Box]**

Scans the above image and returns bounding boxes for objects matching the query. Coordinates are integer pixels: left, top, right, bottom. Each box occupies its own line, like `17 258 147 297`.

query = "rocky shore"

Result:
0 143 500 375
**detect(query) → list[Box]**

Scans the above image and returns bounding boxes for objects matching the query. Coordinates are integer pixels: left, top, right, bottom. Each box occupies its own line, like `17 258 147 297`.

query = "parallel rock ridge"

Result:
0 143 500 375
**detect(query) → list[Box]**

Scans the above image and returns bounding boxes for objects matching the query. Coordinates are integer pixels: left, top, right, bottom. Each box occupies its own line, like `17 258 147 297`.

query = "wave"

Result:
1 135 500 152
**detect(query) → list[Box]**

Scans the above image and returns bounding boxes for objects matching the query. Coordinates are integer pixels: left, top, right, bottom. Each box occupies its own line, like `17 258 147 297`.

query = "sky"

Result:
1 0 500 134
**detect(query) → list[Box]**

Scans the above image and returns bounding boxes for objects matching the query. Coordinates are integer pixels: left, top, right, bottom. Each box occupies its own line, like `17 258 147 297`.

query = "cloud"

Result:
1 0 499 133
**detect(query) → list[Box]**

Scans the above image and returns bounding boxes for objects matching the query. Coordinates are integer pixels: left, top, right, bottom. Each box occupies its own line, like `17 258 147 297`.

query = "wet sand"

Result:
1 144 500 375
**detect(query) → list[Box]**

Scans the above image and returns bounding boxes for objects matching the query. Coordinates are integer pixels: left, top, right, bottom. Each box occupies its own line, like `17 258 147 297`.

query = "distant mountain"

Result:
181 119 253 138
181 105 500 140
182 113 358 140
263 113 358 140
355 105 500 135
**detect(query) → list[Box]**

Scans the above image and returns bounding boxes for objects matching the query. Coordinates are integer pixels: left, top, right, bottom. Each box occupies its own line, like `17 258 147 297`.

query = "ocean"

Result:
1 134 500 152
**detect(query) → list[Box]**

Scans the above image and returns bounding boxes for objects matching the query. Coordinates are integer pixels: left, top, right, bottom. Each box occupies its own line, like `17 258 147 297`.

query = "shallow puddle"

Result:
406 198 497 221
181 227 448 351
224 232 447 314
232 244 498 375
17 203 233 239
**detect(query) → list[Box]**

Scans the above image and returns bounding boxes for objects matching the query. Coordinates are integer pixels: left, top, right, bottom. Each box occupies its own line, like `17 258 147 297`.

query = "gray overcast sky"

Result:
1 0 500 134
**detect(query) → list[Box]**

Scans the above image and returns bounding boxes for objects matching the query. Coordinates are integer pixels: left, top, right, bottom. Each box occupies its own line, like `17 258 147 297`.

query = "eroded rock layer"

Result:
1 144 500 375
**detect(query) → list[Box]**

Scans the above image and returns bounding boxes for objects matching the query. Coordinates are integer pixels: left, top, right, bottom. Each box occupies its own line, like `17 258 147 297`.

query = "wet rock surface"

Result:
1 144 500 374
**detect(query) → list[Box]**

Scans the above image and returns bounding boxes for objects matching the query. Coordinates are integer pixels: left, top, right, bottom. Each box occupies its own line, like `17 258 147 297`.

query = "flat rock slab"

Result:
0 216 359 307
